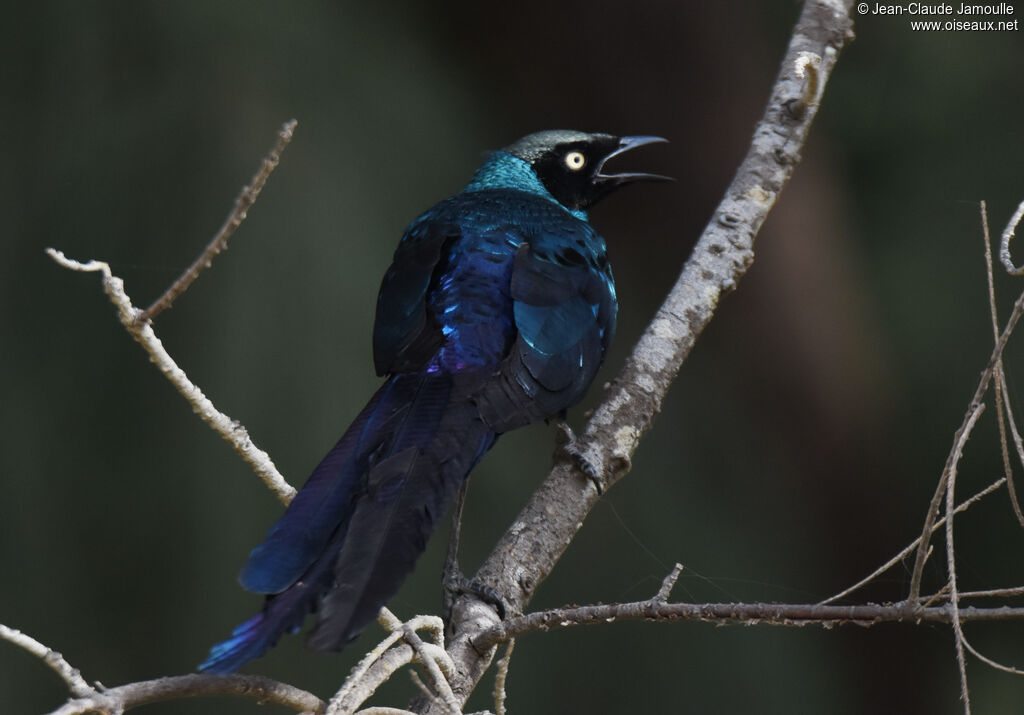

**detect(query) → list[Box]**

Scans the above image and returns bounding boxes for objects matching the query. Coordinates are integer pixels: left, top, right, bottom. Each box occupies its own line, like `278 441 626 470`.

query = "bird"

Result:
198 129 669 673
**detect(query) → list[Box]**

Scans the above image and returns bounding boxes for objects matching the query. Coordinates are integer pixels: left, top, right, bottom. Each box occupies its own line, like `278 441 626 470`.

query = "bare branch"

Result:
45 248 295 504
0 624 94 698
434 5 858 708
327 612 455 715
47 674 324 715
472 600 1024 652
908 201 1024 605
139 119 297 322
908 283 1024 605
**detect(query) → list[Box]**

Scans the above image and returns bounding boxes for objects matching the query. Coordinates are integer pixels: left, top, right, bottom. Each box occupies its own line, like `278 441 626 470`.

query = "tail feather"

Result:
199 525 343 673
199 372 495 672
239 386 388 595
310 402 494 649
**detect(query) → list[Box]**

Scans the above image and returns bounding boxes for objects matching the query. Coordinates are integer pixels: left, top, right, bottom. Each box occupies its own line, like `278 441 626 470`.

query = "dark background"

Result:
4 2 1024 713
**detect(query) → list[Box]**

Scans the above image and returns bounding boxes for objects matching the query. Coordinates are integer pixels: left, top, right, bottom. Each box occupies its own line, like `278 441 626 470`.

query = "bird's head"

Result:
501 130 671 212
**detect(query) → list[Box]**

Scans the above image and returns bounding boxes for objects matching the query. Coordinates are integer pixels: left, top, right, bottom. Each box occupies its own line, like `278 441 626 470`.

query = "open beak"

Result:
595 135 673 185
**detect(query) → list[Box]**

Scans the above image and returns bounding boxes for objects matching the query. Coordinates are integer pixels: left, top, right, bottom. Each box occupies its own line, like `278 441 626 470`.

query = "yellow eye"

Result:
564 151 586 171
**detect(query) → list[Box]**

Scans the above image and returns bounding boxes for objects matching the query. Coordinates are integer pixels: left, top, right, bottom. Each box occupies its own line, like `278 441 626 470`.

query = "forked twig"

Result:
45 120 299 504
819 477 1006 606
45 249 295 503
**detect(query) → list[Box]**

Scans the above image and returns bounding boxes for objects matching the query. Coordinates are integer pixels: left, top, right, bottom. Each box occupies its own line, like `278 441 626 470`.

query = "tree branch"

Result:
46 674 324 715
0 625 94 699
435 2 856 709
474 599 1024 652
45 120 300 504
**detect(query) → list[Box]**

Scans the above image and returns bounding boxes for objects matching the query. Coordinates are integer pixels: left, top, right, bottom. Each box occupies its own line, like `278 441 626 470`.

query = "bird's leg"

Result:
442 478 508 622
555 419 605 494
442 477 470 613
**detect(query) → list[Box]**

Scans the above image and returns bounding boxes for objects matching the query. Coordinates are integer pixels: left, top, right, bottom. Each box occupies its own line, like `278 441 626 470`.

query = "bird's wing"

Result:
372 220 458 375
475 224 616 431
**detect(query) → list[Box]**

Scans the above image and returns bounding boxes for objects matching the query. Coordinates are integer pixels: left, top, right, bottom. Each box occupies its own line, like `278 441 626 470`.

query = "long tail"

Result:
199 372 495 673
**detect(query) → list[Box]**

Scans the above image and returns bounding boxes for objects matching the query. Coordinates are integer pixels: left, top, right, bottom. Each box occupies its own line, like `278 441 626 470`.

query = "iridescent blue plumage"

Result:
199 131 667 674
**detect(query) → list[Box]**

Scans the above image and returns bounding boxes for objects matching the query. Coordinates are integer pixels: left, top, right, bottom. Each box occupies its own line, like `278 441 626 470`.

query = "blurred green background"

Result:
4 2 1024 713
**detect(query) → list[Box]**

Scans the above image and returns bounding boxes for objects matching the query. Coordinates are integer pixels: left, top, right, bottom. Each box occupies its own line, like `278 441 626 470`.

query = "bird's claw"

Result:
556 422 605 494
444 571 507 620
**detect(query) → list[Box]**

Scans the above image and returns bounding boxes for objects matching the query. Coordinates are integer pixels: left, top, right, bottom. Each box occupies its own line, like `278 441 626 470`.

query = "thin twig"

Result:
327 644 418 715
998 368 1024 525
819 478 1005 605
0 624 94 698
329 627 408 714
139 119 297 322
921 582 1024 603
956 585 1024 600
655 563 684 602
409 670 446 710
962 638 1024 677
492 640 515 715
46 248 295 504
999 199 1024 275
945 402 984 714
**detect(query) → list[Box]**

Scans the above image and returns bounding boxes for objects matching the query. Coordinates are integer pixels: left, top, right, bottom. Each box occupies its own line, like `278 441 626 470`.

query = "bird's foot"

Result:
555 422 605 495
444 570 507 620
